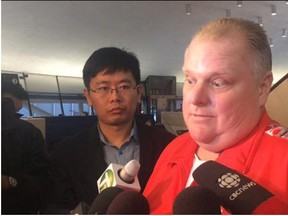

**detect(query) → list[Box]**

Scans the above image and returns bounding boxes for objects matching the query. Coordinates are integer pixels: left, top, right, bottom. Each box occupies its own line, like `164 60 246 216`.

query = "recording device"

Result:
88 187 124 214
173 185 221 214
106 190 150 214
97 159 141 193
70 201 90 215
193 161 288 214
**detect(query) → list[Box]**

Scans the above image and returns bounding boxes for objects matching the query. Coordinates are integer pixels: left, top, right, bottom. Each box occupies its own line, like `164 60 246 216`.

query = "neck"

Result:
196 147 220 161
99 121 133 148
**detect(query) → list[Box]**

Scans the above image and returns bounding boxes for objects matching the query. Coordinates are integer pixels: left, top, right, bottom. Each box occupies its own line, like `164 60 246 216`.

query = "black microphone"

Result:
70 201 90 215
193 160 288 214
106 190 150 214
173 185 221 214
97 159 141 193
88 187 124 214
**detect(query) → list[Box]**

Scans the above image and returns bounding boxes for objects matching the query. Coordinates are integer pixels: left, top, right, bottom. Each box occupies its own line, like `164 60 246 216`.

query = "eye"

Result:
185 78 196 86
211 79 226 88
97 86 109 92
118 85 130 90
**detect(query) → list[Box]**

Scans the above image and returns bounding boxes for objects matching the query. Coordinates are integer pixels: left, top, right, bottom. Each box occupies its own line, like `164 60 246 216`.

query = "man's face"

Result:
182 36 272 152
83 70 142 127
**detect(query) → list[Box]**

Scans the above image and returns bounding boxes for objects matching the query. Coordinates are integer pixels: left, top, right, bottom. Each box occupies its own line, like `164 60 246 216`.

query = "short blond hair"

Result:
193 18 272 78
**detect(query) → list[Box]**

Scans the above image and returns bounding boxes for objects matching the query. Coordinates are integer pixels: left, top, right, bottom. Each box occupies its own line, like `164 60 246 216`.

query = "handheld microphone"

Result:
88 187 124 214
193 161 288 214
97 159 141 193
70 201 90 215
173 185 221 214
106 190 150 214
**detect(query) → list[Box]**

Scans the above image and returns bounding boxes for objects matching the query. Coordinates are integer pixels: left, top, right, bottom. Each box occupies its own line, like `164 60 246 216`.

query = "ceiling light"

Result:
269 38 274 47
257 16 263 26
237 1 242 7
282 28 287 38
286 1 288 4
226 9 231 17
186 4 191 15
271 5 277 15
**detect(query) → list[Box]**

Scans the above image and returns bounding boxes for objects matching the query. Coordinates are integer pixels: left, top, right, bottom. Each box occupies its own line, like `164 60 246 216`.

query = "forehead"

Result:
183 36 252 72
182 38 258 83
92 70 135 83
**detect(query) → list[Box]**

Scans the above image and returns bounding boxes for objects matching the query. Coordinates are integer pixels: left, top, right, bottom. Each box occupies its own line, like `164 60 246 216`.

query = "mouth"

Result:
191 114 215 120
193 114 213 117
109 107 124 113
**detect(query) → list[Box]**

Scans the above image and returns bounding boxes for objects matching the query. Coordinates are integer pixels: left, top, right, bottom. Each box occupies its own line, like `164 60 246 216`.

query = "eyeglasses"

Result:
88 84 139 96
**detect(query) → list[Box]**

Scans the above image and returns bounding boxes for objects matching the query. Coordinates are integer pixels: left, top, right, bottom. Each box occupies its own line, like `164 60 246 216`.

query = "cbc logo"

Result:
218 172 240 188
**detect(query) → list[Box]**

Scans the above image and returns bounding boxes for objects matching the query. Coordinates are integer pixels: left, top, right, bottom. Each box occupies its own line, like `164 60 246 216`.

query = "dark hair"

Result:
83 47 141 88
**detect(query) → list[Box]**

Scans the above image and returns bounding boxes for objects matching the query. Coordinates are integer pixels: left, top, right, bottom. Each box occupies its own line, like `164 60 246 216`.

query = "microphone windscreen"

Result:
88 187 124 214
106 190 150 214
192 161 273 214
173 186 221 214
119 159 140 183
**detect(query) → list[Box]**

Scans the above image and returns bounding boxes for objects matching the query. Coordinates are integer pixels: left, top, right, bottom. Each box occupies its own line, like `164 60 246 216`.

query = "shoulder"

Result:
9 119 44 140
51 124 100 155
137 122 176 139
157 132 196 160
265 120 288 140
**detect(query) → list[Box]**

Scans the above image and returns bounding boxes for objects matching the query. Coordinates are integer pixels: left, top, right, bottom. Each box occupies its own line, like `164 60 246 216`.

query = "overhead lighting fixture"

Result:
257 16 263 26
269 38 274 47
271 5 277 15
226 9 231 17
286 1 288 5
186 4 191 15
237 1 242 7
282 28 287 38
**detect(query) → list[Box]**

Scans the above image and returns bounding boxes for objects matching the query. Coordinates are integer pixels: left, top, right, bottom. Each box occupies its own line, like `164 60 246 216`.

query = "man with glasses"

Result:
45 47 176 213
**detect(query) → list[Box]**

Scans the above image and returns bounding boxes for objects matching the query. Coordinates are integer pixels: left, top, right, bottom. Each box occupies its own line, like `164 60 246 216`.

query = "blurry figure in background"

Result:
45 47 176 213
1 73 51 214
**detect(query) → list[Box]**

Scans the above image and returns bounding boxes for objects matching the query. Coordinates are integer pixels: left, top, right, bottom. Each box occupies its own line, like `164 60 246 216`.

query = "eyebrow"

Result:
94 78 133 85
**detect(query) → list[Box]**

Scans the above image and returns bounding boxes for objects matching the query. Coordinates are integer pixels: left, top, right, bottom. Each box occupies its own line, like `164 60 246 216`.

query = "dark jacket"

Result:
46 121 176 213
1 99 51 214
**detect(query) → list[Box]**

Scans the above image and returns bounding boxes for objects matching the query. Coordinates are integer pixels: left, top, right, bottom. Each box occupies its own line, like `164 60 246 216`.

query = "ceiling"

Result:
2 1 288 84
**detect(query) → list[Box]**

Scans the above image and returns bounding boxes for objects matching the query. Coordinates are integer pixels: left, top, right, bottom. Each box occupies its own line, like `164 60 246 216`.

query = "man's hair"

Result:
82 47 141 88
193 17 272 78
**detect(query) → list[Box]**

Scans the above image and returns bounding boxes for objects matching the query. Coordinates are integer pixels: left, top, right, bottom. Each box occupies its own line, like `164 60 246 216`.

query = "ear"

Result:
259 71 273 106
83 88 92 106
136 84 143 103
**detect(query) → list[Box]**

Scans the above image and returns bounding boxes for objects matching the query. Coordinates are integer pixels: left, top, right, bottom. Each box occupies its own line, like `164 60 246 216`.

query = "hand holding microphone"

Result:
97 159 141 193
193 161 288 214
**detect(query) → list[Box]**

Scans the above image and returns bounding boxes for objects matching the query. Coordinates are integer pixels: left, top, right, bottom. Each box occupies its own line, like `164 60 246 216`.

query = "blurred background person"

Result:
1 73 51 214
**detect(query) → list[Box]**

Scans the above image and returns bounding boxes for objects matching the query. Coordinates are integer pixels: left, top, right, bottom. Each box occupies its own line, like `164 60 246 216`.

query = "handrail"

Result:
270 73 288 92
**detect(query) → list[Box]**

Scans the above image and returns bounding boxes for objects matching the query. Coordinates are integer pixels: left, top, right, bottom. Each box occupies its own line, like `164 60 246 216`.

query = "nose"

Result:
110 88 119 94
183 82 210 106
109 88 121 103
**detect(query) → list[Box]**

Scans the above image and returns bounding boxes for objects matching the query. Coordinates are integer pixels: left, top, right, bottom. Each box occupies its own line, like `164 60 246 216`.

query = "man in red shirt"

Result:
143 17 288 214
